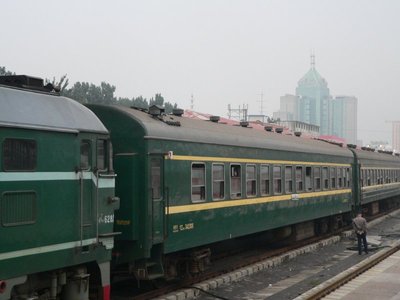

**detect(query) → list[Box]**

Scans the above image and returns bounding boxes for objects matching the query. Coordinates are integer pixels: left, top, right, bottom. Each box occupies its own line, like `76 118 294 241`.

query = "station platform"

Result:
323 250 400 300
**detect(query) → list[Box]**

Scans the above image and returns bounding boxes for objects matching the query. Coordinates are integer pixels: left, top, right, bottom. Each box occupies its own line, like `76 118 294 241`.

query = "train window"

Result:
96 139 107 170
246 165 257 197
151 158 162 199
337 168 343 188
367 169 371 186
230 164 242 199
212 164 225 200
192 163 206 201
295 166 303 192
330 167 336 189
80 140 91 170
364 169 367 186
305 166 312 191
322 167 329 190
273 166 282 194
260 165 270 196
3 138 37 171
285 166 293 193
314 167 321 191
360 169 363 187
346 168 351 187
370 169 373 185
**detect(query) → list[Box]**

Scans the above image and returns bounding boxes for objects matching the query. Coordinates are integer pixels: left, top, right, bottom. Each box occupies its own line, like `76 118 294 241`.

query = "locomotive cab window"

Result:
80 140 91 170
192 163 206 202
3 138 37 171
260 165 270 196
246 164 257 197
230 164 242 199
96 139 107 171
212 164 225 200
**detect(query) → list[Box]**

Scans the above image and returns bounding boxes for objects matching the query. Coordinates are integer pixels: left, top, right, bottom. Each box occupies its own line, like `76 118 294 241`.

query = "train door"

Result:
149 154 165 244
79 139 93 244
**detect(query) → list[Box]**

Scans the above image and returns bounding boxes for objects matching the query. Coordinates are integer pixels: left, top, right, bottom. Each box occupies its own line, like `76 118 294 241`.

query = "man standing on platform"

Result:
353 212 368 255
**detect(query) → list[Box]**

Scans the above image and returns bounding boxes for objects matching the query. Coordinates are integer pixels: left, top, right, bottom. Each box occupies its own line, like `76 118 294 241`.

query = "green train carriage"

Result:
353 149 400 213
89 104 356 280
0 76 119 300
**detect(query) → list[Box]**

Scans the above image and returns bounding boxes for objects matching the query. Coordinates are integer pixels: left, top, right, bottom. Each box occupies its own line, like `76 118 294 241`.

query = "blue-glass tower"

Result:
296 55 331 135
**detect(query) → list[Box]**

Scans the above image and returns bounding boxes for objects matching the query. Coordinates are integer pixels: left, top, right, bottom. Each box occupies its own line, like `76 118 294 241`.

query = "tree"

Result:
0 66 14 76
62 81 116 104
0 66 179 110
48 74 69 93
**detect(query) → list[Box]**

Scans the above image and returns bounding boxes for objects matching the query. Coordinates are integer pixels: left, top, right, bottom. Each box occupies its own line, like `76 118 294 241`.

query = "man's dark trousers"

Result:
357 232 368 254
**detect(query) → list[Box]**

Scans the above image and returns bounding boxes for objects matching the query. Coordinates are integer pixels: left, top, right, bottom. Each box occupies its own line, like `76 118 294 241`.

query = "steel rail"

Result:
296 241 400 300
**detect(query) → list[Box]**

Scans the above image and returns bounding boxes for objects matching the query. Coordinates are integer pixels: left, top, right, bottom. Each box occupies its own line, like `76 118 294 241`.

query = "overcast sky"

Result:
2 1 399 144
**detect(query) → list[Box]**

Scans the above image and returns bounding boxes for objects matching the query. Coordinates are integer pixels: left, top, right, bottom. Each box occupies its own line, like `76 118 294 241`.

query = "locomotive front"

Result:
0 76 119 300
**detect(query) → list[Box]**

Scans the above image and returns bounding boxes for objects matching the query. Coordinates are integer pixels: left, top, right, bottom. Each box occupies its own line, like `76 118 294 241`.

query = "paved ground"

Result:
195 214 400 300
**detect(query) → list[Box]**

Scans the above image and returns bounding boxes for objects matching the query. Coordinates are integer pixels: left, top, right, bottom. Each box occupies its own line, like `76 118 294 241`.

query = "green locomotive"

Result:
89 104 400 282
0 76 119 300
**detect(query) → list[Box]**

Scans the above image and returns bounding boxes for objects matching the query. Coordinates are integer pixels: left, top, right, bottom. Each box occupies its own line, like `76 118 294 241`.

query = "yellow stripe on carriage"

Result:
166 189 351 214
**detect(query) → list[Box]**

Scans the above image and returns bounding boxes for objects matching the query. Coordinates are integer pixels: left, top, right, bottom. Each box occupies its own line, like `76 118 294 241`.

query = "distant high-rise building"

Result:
272 94 298 121
331 96 358 145
296 54 331 135
272 54 358 142
392 121 400 151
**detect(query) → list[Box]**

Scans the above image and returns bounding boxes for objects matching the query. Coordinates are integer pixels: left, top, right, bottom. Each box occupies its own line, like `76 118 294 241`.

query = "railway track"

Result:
295 240 400 300
113 233 348 299
112 209 400 300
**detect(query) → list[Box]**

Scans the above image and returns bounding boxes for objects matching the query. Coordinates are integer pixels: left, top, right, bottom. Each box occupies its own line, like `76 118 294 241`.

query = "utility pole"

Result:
257 91 264 115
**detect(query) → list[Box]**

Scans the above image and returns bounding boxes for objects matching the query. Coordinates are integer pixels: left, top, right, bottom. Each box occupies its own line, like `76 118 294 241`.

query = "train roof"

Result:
353 148 400 165
92 104 354 158
0 85 108 134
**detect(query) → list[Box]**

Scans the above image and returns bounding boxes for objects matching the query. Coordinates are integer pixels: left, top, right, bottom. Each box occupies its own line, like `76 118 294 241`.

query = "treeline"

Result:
0 67 178 113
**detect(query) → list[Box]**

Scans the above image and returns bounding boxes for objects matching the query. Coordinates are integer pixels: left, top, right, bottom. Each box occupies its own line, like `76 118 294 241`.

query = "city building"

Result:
331 96 358 145
273 54 358 144
392 121 400 151
296 54 331 135
272 94 298 121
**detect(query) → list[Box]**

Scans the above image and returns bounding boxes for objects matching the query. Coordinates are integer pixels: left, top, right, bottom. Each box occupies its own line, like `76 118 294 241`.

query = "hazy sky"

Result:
2 1 399 144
